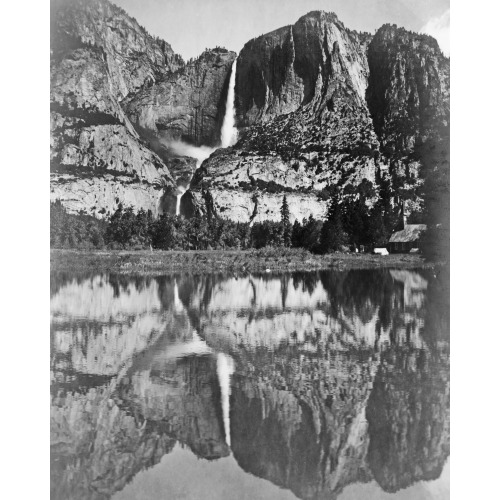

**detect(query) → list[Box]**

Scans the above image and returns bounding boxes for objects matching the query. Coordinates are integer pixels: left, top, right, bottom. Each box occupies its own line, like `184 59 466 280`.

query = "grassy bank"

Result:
50 248 438 275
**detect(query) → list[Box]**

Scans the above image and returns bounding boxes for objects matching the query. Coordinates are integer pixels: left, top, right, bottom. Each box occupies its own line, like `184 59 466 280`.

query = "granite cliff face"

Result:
188 12 380 221
187 12 449 223
366 25 450 157
50 2 450 225
50 0 235 218
124 48 237 147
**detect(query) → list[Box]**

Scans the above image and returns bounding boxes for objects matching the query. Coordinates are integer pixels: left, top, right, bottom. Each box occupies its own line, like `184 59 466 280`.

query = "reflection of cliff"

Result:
50 268 449 499
231 349 378 500
117 352 230 460
366 346 450 493
51 382 176 500
51 345 230 499
188 270 429 354
51 275 167 376
51 273 230 499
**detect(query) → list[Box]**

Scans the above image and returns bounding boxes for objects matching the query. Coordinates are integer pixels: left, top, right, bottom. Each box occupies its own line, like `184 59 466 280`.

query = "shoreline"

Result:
50 248 443 275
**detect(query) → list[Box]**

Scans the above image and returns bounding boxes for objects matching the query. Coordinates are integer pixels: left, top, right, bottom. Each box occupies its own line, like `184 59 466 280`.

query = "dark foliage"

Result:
280 195 292 247
50 177 423 256
50 200 107 249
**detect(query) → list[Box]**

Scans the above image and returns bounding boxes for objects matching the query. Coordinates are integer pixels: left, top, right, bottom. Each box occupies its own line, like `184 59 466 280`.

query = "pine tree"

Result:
280 195 292 247
320 190 346 253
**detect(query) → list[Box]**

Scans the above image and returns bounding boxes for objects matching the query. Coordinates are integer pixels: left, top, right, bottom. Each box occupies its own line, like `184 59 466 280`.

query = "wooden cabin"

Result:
388 224 427 253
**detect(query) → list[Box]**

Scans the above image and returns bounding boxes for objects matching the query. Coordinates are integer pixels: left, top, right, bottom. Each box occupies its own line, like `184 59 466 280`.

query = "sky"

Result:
113 0 450 59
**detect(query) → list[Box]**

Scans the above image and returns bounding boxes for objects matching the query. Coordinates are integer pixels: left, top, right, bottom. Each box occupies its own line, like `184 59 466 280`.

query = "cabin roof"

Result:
389 224 427 243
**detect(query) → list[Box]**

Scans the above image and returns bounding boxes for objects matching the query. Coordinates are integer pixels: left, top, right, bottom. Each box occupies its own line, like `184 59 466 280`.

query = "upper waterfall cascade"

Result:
175 60 238 215
220 59 238 148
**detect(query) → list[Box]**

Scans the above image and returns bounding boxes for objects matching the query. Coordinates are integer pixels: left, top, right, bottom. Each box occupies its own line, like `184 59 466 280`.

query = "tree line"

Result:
50 180 404 253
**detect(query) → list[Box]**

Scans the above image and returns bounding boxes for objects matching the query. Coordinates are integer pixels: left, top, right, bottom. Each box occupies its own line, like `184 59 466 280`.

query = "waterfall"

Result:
220 59 238 148
217 352 235 447
171 59 237 215
170 143 214 216
175 187 186 216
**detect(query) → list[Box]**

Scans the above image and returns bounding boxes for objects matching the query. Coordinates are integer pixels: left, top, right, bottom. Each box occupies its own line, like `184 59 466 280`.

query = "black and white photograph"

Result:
46 1 453 498
8 0 486 497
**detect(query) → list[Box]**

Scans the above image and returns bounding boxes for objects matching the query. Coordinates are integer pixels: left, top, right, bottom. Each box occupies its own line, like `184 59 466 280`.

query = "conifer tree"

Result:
320 190 346 253
280 195 292 247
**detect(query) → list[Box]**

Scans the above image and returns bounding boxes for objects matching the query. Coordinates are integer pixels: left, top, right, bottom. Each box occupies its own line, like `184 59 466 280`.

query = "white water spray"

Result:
175 187 186 216
169 141 215 215
220 59 238 148
216 352 235 447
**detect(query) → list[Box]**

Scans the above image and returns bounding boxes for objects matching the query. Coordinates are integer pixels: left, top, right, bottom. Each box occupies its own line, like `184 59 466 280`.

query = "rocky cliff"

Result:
50 0 234 218
124 48 237 147
186 12 449 223
50 2 450 226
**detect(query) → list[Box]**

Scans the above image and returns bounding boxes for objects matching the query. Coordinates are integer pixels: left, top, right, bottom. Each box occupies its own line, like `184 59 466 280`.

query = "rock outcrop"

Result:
50 0 183 217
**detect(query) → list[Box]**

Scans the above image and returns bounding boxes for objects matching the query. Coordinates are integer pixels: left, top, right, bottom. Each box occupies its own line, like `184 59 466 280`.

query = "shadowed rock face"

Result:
124 48 237 147
366 346 450 493
235 12 371 126
366 25 450 158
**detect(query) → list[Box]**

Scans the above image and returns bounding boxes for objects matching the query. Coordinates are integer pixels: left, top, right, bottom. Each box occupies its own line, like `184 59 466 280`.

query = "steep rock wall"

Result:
50 0 183 217
124 49 237 147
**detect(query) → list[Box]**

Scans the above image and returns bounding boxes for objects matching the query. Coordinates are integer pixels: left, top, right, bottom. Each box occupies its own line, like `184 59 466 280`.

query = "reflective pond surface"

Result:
50 268 450 500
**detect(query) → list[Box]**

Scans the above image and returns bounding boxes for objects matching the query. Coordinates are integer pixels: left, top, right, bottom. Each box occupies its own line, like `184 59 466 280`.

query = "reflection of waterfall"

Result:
217 353 235 447
220 59 238 148
173 280 184 312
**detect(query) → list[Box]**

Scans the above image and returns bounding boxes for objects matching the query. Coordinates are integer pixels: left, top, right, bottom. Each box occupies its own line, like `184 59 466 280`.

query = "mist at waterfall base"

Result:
160 59 239 215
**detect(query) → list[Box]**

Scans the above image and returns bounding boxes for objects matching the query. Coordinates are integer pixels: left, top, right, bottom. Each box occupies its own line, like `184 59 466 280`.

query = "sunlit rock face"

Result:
50 0 180 217
51 0 183 99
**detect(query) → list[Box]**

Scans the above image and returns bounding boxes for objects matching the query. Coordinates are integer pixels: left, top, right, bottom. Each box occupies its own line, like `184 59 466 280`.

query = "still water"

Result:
50 268 450 500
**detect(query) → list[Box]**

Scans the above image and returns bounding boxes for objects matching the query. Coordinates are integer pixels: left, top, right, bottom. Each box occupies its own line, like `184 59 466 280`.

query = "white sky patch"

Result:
420 8 450 56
